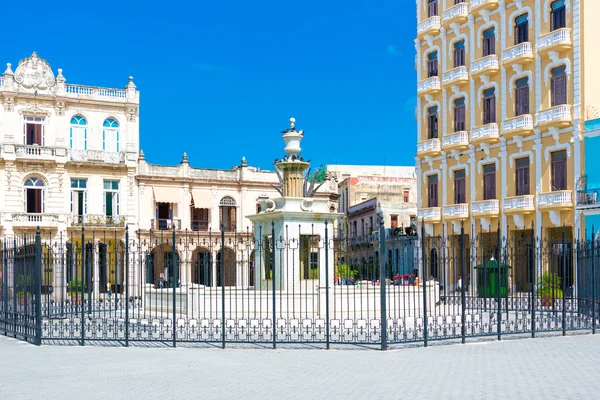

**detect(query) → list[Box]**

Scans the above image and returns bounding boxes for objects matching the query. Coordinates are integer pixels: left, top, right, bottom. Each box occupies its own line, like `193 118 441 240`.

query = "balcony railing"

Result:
536 105 572 126
503 115 534 135
418 207 441 221
471 55 499 76
471 123 499 142
417 76 441 94
0 77 4 87
12 213 60 227
191 220 210 231
417 138 441 155
417 16 441 36
577 189 600 207
442 2 468 24
502 43 533 64
504 195 535 212
15 145 56 160
152 218 182 230
471 200 500 215
471 0 499 10
443 204 469 219
69 150 125 164
538 191 572 208
538 28 572 51
442 131 469 149
70 214 127 227
442 66 468 86
65 84 127 99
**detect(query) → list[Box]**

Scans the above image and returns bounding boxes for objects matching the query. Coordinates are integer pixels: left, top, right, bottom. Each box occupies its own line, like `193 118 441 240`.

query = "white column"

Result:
534 137 543 277
500 140 508 234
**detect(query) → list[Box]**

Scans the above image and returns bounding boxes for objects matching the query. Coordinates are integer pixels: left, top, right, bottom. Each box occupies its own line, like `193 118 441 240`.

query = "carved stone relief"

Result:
14 52 56 90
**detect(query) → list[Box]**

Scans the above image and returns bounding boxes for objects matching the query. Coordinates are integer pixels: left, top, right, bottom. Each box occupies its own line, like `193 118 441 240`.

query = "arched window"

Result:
219 197 237 232
427 51 438 77
514 14 529 45
551 65 567 106
102 118 120 152
70 115 87 151
453 40 465 68
550 0 566 31
483 87 497 124
482 27 496 56
454 97 466 132
24 177 45 213
428 106 438 139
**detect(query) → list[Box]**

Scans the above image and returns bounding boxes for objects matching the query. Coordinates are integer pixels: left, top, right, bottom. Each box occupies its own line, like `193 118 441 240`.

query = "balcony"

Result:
442 131 469 150
417 138 441 157
470 0 499 14
538 28 572 53
536 105 572 128
471 55 499 77
69 214 127 228
69 150 125 164
577 189 600 209
191 220 210 231
15 145 56 161
538 190 573 211
64 84 130 102
443 204 469 220
503 115 534 138
152 218 182 230
11 213 60 228
442 2 468 26
471 200 500 217
471 123 499 144
502 43 534 65
504 195 535 214
417 16 441 38
417 76 441 95
442 66 469 87
417 207 442 223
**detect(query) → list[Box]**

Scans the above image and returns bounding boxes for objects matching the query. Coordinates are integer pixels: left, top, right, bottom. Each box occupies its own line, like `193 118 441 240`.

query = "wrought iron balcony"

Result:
504 195 535 214
538 28 572 53
471 123 499 144
15 145 56 160
442 66 469 87
417 16 441 37
470 0 499 13
471 55 499 76
417 207 442 223
577 189 600 208
536 105 572 128
69 214 127 227
471 200 500 217
69 150 125 164
502 43 534 65
503 115 534 137
152 218 182 230
11 213 60 227
443 204 469 220
442 131 469 150
417 76 441 95
538 190 572 210
417 138 441 156
442 2 468 25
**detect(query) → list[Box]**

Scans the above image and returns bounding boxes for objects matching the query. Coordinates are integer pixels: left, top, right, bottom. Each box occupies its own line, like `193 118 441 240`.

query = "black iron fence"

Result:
1 223 599 349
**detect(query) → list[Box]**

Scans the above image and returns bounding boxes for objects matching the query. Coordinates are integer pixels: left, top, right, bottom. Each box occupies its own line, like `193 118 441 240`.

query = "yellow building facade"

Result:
415 0 600 259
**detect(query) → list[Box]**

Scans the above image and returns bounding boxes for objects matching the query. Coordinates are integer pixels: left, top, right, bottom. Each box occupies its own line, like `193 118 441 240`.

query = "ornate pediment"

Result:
14 52 56 91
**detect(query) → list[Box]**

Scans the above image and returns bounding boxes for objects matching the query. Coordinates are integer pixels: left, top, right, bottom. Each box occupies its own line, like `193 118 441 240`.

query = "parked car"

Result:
393 274 416 286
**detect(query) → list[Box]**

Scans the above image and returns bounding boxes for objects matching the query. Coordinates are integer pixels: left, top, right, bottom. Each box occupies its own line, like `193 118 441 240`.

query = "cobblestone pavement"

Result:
1 334 600 400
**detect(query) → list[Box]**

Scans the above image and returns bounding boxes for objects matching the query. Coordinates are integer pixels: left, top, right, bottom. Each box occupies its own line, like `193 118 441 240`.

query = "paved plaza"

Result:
1 334 600 399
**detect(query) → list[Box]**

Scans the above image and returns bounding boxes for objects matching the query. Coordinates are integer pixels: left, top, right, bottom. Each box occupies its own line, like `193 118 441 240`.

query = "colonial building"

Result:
415 0 599 285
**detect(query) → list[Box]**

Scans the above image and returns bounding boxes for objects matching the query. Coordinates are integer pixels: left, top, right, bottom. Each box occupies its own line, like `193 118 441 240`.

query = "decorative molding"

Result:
55 101 66 116
477 157 499 174
14 52 56 90
548 210 562 227
543 0 571 23
544 141 572 162
476 20 499 49
19 103 51 116
508 150 535 169
422 45 441 67
448 34 469 61
508 69 534 98
543 57 572 87
127 107 137 122
3 97 14 112
507 6 533 37
477 81 499 107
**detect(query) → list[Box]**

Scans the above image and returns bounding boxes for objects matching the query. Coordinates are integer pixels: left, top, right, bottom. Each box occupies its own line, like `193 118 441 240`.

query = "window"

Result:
24 177 45 213
515 77 530 116
453 40 465 68
551 0 566 31
428 175 438 208
391 215 398 228
219 196 237 232
516 157 530 196
23 116 44 146
454 97 466 132
551 150 567 191
483 164 496 200
300 235 320 280
191 208 209 231
428 106 439 139
428 0 438 17
483 88 496 124
104 180 120 220
263 235 273 280
102 118 120 152
454 169 466 204
427 51 438 77
353 221 358 236
70 115 87 150
515 14 529 45
71 179 88 221
551 66 567 106
403 190 410 203
483 28 496 56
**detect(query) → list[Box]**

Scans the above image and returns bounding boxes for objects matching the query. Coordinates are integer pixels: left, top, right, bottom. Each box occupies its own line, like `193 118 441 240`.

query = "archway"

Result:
430 248 439 281
216 248 236 286
149 244 178 288
192 247 212 286
98 240 125 293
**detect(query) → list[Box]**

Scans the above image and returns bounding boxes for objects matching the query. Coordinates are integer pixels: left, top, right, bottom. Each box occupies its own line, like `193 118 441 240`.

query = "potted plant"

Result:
68 279 84 305
537 272 563 307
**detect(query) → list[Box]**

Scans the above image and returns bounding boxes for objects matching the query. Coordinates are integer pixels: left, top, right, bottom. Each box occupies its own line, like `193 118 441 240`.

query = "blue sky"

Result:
3 0 417 171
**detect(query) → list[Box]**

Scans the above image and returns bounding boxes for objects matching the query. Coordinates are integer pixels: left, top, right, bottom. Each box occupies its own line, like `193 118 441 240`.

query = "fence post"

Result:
497 223 502 341
592 226 596 335
531 223 536 339
460 222 466 344
80 227 85 346
380 217 387 351
125 227 130 347
12 237 17 339
221 224 226 349
271 222 276 349
2 238 7 336
172 229 177 348
562 229 567 336
34 227 42 346
325 221 331 350
421 220 428 347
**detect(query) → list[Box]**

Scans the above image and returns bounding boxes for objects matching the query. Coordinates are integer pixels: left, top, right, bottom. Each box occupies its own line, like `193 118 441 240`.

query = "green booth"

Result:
474 259 512 298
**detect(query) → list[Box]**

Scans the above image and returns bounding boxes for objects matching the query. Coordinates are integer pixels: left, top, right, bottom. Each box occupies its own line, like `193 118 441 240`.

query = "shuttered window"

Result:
428 0 438 17
428 51 438 77
454 169 466 204
454 40 465 68
483 28 496 56
454 97 466 132
515 77 530 116
428 175 438 208
551 66 567 106
483 164 496 200
516 157 530 196
515 14 529 45
551 0 566 31
551 150 567 191
483 88 496 124
428 106 439 139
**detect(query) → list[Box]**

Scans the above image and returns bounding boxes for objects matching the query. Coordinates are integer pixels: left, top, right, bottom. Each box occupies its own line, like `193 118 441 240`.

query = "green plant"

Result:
537 272 563 299
335 264 359 279
67 279 83 296
16 274 31 291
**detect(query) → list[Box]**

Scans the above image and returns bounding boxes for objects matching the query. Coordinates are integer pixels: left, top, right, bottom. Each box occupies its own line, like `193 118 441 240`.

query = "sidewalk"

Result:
1 334 599 399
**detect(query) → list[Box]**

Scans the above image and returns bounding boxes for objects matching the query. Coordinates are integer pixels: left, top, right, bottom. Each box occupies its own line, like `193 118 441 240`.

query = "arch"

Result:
422 46 441 69
102 117 120 152
544 0 570 23
216 247 237 286
103 117 119 128
219 196 237 206
148 244 179 288
24 176 46 214
477 82 500 107
509 150 535 170
477 157 500 174
476 21 499 49
448 34 469 61
192 247 212 286
422 100 441 122
544 60 571 87
24 177 45 188
70 115 87 150
448 92 468 112
448 163 469 178
98 240 125 293
70 115 87 125
508 7 533 38
508 70 534 98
